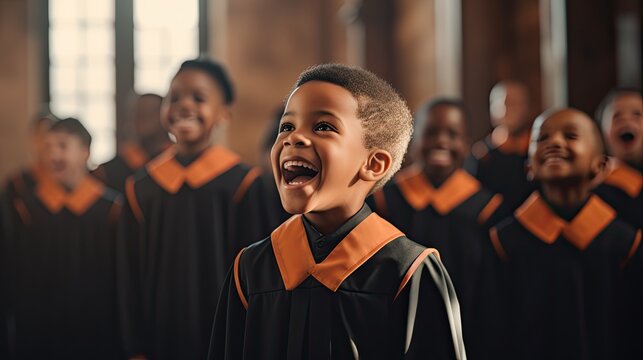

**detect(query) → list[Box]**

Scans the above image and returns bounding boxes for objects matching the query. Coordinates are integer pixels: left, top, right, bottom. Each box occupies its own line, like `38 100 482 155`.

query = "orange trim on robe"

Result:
232 167 262 204
35 176 104 216
603 162 642 198
395 167 481 214
233 248 249 310
146 146 240 194
515 192 616 251
394 247 440 300
119 142 149 170
477 194 503 224
125 177 145 223
271 213 404 292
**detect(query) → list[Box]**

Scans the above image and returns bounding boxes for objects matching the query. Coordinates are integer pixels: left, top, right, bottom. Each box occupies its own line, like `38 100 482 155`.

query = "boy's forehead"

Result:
285 81 359 115
541 109 591 130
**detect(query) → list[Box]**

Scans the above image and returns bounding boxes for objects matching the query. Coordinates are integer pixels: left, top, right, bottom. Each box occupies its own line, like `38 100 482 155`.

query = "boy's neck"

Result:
175 140 211 157
423 166 456 188
540 181 591 210
59 170 88 191
304 200 366 236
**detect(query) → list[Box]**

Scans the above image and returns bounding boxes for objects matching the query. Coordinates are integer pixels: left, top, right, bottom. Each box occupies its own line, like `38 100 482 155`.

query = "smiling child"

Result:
118 58 269 360
209 64 466 360
488 108 642 359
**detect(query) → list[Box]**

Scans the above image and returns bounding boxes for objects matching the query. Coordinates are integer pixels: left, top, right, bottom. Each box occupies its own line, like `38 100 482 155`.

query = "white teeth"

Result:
282 160 319 172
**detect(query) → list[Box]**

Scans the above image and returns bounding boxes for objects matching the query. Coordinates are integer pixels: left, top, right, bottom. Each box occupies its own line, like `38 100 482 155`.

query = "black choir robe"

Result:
93 142 150 194
2 176 123 359
209 204 466 360
368 167 504 357
488 192 642 359
118 145 269 360
594 161 642 230
464 131 535 211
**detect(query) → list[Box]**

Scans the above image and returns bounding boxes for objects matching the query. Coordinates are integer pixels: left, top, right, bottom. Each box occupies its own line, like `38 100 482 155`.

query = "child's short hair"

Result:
50 117 92 148
530 108 606 158
595 87 641 127
293 64 413 190
413 97 468 142
176 58 235 105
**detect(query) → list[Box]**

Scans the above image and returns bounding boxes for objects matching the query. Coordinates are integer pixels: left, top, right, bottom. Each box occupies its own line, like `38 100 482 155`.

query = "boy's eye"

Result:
170 94 179 103
536 133 549 142
194 94 204 102
564 132 578 140
314 122 336 132
279 123 294 133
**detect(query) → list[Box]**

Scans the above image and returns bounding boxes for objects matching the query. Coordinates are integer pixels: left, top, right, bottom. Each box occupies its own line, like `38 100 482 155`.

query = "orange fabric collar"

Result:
495 131 530 155
271 213 404 291
395 167 481 213
119 142 149 170
35 176 104 215
515 192 616 251
146 146 240 194
603 162 642 198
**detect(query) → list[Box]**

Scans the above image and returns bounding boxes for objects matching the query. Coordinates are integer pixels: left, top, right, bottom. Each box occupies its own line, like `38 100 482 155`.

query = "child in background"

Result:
369 98 504 358
465 80 535 211
93 93 171 194
488 109 641 359
3 118 123 359
594 88 642 230
118 58 269 360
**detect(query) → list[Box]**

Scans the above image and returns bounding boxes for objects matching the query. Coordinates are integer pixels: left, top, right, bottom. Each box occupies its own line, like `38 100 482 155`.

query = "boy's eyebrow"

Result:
281 110 343 122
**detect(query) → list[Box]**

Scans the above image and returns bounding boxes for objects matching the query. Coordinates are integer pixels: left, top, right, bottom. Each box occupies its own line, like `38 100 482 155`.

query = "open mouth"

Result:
618 130 636 144
541 150 571 165
282 160 319 185
170 115 201 126
427 149 452 166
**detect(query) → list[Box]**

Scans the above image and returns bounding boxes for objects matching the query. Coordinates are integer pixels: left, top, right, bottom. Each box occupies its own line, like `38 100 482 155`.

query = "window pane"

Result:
49 0 115 164
134 0 199 94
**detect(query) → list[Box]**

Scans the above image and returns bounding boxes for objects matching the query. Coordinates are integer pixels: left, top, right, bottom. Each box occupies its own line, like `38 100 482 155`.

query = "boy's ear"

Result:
589 154 608 180
525 158 535 181
217 106 232 126
360 149 393 182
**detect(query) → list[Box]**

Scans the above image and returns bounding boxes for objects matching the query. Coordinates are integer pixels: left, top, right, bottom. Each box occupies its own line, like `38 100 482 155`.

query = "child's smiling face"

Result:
271 81 372 215
418 104 467 182
530 109 604 184
603 93 643 166
162 69 227 147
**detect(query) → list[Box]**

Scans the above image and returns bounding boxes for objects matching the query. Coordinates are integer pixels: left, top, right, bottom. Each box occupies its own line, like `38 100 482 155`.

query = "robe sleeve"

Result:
402 252 466 360
208 259 247 360
230 170 270 254
116 179 147 358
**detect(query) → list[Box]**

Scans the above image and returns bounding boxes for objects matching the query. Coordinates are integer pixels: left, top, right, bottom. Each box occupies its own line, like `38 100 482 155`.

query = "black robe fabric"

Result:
1 176 123 360
367 167 505 358
593 162 642 230
486 192 642 360
93 143 150 194
464 133 535 212
118 146 270 360
209 205 466 360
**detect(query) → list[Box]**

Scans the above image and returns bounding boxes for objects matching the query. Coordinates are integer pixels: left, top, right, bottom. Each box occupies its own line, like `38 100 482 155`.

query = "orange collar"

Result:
271 213 404 291
495 130 530 155
515 192 615 251
35 176 104 215
146 146 240 194
119 142 149 170
395 166 481 213
603 162 642 198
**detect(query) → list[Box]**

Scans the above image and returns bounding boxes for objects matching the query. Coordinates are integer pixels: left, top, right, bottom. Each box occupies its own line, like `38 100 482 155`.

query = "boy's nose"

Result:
284 132 311 147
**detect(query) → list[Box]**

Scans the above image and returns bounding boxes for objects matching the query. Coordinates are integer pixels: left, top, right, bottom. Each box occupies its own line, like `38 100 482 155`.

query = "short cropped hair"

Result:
293 64 413 190
176 58 235 105
530 108 606 158
595 87 641 128
413 97 469 143
50 117 92 148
